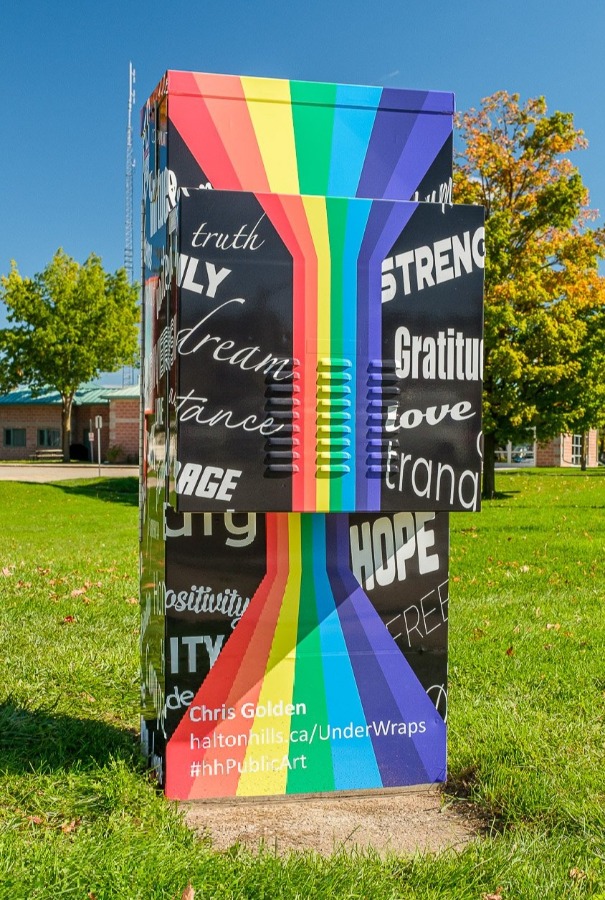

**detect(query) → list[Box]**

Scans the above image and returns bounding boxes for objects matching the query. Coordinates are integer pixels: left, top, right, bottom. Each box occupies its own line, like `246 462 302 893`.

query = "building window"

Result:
38 428 60 448
571 434 582 466
4 428 26 447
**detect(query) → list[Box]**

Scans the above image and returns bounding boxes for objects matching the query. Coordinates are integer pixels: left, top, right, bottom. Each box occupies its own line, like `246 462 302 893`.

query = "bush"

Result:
106 444 124 464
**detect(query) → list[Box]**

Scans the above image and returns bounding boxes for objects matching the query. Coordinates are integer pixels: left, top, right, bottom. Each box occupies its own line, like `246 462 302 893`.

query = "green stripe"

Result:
287 515 334 793
291 81 338 196
326 198 349 511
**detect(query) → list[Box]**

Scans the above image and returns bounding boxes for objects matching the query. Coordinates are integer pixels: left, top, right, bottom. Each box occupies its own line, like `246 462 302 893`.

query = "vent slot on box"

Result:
366 359 401 476
316 358 352 476
264 360 300 475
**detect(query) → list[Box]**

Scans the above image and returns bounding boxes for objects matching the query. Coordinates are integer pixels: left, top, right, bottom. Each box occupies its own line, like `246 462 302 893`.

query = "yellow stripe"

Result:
302 196 331 511
237 514 302 796
241 77 299 194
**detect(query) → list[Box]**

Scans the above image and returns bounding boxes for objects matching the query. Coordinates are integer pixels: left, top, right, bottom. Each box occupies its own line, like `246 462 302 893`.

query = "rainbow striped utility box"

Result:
140 71 484 800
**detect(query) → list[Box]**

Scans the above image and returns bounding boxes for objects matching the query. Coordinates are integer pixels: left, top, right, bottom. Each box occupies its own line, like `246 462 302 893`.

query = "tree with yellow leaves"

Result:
455 91 605 496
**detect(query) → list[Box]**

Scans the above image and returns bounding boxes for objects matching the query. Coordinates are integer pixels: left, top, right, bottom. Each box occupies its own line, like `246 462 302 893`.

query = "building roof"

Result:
0 385 140 406
76 388 113 405
103 385 140 400
0 387 62 406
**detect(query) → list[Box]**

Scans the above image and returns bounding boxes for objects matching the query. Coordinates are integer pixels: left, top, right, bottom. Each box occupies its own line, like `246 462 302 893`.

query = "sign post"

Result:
95 416 102 477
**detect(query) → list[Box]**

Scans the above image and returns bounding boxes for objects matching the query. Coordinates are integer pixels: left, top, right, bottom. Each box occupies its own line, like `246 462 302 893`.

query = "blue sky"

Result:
2 0 604 360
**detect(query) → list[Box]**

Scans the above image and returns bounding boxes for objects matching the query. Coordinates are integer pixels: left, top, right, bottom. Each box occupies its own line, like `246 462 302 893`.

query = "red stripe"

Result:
168 72 242 190
192 73 271 192
255 194 317 510
165 515 290 799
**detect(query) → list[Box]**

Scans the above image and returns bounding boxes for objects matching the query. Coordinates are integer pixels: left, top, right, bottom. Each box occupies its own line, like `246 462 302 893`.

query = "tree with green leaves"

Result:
454 91 605 497
0 249 139 460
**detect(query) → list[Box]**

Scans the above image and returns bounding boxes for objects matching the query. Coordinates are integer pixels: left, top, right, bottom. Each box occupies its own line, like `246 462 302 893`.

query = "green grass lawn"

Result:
0 471 604 899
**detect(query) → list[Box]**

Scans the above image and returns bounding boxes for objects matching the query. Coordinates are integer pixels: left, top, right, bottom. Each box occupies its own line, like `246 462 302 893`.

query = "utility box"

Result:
140 71 482 799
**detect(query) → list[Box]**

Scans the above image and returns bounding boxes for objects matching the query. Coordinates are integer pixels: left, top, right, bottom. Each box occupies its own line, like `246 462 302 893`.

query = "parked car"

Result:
512 445 534 463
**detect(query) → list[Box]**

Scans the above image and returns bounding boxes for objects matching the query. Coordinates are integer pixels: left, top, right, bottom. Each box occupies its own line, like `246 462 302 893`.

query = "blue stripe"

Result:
311 515 381 788
328 85 381 198
340 199 371 509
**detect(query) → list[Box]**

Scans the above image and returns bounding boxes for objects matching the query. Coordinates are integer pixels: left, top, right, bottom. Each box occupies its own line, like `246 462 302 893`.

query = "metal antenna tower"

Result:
123 62 137 387
125 61 136 284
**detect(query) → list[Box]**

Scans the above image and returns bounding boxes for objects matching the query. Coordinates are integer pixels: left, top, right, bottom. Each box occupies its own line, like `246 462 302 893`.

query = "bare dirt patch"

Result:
182 787 481 857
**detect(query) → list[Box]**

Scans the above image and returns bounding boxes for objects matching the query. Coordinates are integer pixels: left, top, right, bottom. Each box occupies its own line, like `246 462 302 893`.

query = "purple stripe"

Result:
380 87 454 115
384 116 453 202
356 201 418 509
357 89 453 201
356 98 426 200
326 517 446 783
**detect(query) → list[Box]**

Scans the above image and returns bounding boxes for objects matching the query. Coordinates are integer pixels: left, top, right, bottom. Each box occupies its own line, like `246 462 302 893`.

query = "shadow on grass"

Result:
499 468 605 477
0 699 141 773
481 490 520 501
49 477 139 506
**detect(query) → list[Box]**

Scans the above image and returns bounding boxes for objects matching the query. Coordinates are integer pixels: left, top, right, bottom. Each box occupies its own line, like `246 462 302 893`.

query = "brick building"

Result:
498 429 600 467
535 430 599 467
0 385 140 463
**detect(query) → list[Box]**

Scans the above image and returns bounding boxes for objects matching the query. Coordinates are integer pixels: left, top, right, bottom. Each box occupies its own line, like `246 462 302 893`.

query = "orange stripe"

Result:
255 194 317 510
186 515 291 798
192 74 271 192
168 73 241 190
285 200 319 510
165 516 279 798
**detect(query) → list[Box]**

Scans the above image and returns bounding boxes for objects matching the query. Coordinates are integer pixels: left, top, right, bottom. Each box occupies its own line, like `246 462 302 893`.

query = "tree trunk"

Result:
482 432 497 499
580 432 587 471
61 393 74 463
